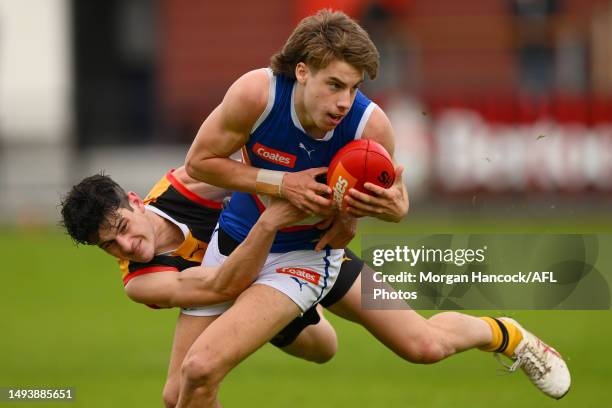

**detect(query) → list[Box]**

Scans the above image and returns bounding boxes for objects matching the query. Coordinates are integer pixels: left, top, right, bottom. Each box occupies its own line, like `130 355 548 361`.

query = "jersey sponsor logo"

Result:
276 267 320 285
253 142 296 168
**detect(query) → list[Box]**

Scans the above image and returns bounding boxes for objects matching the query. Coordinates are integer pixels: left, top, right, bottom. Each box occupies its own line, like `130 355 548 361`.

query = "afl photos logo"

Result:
252 143 296 168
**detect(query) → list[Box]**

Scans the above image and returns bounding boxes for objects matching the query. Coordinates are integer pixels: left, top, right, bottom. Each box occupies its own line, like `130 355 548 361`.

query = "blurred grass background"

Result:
2 217 611 407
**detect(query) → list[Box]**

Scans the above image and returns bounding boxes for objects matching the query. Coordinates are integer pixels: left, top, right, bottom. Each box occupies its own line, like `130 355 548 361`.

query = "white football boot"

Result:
498 318 571 399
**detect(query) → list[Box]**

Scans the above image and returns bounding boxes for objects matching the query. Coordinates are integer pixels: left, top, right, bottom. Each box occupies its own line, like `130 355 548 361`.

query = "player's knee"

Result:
400 335 447 364
282 323 338 364
316 345 337 364
310 336 337 364
181 354 224 389
415 338 447 364
162 384 178 408
306 320 338 364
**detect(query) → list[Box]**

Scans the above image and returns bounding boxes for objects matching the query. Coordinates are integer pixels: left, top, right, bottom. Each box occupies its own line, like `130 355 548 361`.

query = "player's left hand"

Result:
345 165 409 223
314 211 357 251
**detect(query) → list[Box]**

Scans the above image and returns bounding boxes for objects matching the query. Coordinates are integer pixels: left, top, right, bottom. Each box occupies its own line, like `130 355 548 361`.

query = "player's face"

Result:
296 59 364 137
96 198 156 263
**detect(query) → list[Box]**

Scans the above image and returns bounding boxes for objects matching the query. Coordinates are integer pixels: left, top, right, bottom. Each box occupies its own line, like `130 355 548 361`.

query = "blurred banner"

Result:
433 110 612 194
1 0 611 223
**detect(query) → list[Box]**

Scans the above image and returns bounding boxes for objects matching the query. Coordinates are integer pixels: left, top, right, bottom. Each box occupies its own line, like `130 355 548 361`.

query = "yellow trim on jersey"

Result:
144 174 172 204
119 259 130 281
173 232 207 264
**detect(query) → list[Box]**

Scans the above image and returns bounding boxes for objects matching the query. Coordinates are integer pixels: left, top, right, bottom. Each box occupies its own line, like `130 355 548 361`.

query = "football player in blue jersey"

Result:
178 9 411 408
177 9 569 407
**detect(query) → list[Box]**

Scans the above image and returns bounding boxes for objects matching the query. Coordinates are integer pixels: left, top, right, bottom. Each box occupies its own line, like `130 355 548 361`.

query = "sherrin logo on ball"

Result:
327 139 395 209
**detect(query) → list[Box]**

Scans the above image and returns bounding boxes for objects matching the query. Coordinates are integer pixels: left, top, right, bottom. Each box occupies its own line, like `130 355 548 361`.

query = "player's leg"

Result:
176 284 302 408
327 259 571 398
326 269 491 363
163 313 217 408
276 305 337 363
205 225 339 364
164 306 335 407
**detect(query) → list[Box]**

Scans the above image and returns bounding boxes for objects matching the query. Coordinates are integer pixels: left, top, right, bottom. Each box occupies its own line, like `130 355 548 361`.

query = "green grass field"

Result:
2 217 611 407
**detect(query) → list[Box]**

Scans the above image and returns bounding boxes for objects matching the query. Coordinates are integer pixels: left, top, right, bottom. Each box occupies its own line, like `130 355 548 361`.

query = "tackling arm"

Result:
124 199 307 308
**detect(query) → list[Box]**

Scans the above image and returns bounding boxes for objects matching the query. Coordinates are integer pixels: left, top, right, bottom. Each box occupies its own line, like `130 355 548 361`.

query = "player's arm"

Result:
185 69 332 215
171 165 232 203
314 211 358 251
124 268 229 308
124 199 307 308
346 106 409 222
184 69 267 193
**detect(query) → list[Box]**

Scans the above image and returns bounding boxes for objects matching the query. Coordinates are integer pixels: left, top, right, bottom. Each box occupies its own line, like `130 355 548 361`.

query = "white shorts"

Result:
181 228 344 316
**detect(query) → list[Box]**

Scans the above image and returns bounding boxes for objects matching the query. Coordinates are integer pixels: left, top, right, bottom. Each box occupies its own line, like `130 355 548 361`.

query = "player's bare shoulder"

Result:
186 68 272 166
220 68 271 132
361 105 395 157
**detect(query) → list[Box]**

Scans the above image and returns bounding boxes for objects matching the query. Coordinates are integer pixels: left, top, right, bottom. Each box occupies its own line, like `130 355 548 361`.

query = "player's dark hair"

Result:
60 173 131 245
270 9 379 80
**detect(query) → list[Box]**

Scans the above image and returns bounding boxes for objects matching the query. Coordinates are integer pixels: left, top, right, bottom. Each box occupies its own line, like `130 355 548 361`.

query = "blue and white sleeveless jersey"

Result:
220 68 376 252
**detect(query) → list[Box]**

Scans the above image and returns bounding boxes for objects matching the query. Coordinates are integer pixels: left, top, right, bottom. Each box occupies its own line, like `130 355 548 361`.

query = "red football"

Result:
327 139 395 209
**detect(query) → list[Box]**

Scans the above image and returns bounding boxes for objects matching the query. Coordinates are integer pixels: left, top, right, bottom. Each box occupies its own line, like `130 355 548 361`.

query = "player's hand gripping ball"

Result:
327 139 395 209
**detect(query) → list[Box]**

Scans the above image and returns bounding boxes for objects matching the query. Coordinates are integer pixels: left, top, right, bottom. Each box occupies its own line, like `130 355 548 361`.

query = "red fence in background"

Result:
423 94 612 126
158 0 294 131
155 0 612 197
413 95 612 196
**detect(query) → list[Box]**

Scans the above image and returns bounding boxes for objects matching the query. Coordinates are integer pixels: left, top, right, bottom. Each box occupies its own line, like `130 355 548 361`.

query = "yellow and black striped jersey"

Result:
119 170 222 288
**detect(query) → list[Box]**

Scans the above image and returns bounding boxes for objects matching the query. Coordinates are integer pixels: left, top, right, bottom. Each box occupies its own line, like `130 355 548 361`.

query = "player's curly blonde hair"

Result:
270 9 379 80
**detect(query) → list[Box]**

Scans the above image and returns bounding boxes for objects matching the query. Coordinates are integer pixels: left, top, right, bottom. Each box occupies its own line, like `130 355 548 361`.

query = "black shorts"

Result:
217 227 363 347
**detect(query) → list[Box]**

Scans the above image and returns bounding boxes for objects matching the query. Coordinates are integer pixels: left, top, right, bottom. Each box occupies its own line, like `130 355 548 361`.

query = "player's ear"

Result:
127 191 145 212
295 62 309 85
